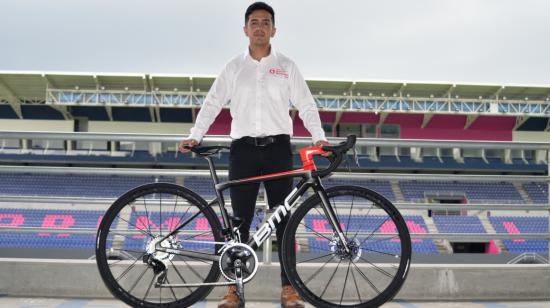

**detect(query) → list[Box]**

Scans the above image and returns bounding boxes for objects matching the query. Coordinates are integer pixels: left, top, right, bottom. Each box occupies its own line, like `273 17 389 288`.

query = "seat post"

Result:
204 156 220 185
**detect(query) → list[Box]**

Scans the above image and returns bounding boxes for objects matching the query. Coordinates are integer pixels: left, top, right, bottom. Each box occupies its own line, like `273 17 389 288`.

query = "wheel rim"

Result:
97 185 221 306
287 188 411 307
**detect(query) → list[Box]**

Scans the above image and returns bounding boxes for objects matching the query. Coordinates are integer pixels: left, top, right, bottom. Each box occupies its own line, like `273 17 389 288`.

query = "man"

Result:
179 2 328 307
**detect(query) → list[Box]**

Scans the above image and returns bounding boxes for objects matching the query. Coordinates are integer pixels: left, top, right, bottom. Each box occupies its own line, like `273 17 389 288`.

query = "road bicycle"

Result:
95 135 411 307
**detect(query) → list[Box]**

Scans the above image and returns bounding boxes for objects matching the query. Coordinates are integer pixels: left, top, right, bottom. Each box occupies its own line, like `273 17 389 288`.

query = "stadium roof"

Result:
1 71 549 102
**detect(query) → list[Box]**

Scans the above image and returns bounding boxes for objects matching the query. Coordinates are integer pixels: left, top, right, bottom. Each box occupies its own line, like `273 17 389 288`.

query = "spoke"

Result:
175 251 212 265
115 255 143 282
358 217 391 247
108 259 125 266
174 210 204 235
360 246 401 258
350 200 376 240
345 194 355 237
357 255 395 279
303 255 336 285
313 206 325 220
296 252 334 264
175 205 192 234
182 258 206 281
362 234 400 244
142 273 156 301
351 261 380 295
143 198 152 236
320 259 342 299
296 242 333 253
300 222 333 242
169 259 195 293
340 259 352 305
351 265 362 303
116 215 155 238
108 232 146 241
180 230 214 242
170 195 179 233
109 252 145 269
127 265 149 294
164 275 178 301
110 248 147 254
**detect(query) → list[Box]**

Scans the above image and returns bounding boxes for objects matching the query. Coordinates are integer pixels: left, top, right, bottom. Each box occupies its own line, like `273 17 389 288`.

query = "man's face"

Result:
244 9 276 47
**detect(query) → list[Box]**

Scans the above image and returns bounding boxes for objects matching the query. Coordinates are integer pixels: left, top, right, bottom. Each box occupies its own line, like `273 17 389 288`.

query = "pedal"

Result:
234 259 245 307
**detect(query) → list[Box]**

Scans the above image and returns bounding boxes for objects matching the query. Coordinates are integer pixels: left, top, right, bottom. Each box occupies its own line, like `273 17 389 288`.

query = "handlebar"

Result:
181 135 357 178
315 134 356 178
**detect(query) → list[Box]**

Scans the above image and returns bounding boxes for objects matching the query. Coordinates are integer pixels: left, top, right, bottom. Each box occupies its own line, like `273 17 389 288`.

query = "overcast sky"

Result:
1 0 549 85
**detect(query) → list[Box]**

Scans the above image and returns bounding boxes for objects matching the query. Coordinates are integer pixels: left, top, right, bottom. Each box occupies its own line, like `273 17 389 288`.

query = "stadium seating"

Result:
489 216 548 253
433 215 486 233
523 182 548 204
0 208 104 249
399 181 524 204
0 173 175 198
304 214 438 254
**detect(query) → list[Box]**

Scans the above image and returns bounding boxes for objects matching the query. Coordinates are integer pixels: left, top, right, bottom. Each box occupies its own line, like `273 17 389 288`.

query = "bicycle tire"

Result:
96 183 223 307
281 185 411 307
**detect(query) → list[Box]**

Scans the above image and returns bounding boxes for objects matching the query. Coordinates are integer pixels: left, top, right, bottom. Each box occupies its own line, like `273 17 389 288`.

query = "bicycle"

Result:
95 135 411 307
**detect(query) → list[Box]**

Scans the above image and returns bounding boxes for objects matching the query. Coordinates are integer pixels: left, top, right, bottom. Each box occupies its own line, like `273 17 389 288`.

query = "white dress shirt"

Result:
188 47 326 143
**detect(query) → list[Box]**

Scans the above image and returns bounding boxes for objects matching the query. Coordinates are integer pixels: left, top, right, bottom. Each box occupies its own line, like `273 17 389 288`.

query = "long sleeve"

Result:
289 64 327 143
188 66 232 142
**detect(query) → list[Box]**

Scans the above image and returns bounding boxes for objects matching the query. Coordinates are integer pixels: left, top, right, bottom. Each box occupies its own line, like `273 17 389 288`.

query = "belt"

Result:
235 134 290 147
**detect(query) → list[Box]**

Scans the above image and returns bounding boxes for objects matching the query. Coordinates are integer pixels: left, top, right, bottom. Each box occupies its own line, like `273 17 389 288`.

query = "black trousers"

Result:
228 135 293 286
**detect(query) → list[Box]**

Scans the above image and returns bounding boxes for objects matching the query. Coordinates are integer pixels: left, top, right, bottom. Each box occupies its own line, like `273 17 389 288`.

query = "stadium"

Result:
0 70 549 307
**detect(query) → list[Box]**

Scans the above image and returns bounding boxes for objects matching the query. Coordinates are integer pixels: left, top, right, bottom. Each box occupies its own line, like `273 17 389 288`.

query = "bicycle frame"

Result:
156 146 349 260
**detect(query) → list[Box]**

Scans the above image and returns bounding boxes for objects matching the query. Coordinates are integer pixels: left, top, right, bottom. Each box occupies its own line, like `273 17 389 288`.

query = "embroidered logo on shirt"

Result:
269 68 289 78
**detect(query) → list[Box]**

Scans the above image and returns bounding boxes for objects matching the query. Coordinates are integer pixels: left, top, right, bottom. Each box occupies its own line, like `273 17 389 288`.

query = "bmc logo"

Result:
269 68 289 78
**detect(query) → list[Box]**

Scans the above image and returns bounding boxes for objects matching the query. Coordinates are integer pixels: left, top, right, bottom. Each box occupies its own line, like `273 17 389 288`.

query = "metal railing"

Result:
0 131 549 263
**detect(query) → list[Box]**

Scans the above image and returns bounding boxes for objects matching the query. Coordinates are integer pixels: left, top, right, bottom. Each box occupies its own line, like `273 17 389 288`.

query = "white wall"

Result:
86 121 194 152
513 131 550 142
87 121 193 135
0 119 74 132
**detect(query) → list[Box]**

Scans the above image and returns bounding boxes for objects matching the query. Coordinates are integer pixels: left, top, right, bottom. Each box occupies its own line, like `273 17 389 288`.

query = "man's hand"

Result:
315 140 331 157
179 139 199 153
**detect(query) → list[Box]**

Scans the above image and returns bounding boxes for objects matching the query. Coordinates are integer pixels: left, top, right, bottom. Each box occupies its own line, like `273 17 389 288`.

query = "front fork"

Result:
313 181 350 254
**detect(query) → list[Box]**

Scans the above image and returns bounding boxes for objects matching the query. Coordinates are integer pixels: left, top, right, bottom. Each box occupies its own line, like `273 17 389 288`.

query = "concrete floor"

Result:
1 297 549 308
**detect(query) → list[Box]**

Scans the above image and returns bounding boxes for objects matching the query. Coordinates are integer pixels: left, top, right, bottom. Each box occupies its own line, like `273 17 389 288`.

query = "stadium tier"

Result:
399 181 525 204
0 173 175 198
489 216 549 253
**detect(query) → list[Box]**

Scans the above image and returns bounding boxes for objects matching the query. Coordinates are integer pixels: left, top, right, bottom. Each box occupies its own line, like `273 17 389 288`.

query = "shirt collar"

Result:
243 45 277 61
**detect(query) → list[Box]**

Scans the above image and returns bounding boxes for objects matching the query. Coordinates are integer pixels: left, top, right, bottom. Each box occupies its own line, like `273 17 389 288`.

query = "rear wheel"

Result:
96 183 223 307
281 185 411 307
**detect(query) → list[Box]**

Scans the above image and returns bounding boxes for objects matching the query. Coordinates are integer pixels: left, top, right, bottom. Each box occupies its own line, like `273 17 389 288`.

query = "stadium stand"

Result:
0 208 105 249
399 181 525 204
490 216 549 253
0 72 548 262
0 173 175 198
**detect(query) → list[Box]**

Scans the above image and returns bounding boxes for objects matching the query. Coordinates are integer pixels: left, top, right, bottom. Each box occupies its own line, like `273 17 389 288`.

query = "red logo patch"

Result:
269 68 289 78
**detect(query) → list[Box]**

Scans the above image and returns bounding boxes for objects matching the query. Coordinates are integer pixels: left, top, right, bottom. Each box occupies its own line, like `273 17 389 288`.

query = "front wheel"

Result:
96 183 223 308
281 185 411 308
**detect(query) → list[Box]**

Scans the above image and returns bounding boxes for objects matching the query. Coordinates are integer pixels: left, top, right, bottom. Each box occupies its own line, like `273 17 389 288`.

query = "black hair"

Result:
245 2 275 25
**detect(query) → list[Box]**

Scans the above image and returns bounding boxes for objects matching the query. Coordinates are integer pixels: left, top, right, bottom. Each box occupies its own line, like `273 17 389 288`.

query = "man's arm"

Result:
289 63 327 145
180 65 232 152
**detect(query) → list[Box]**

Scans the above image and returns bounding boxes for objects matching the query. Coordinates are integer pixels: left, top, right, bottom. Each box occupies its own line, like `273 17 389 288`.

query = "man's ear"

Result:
243 26 249 37
271 26 277 38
